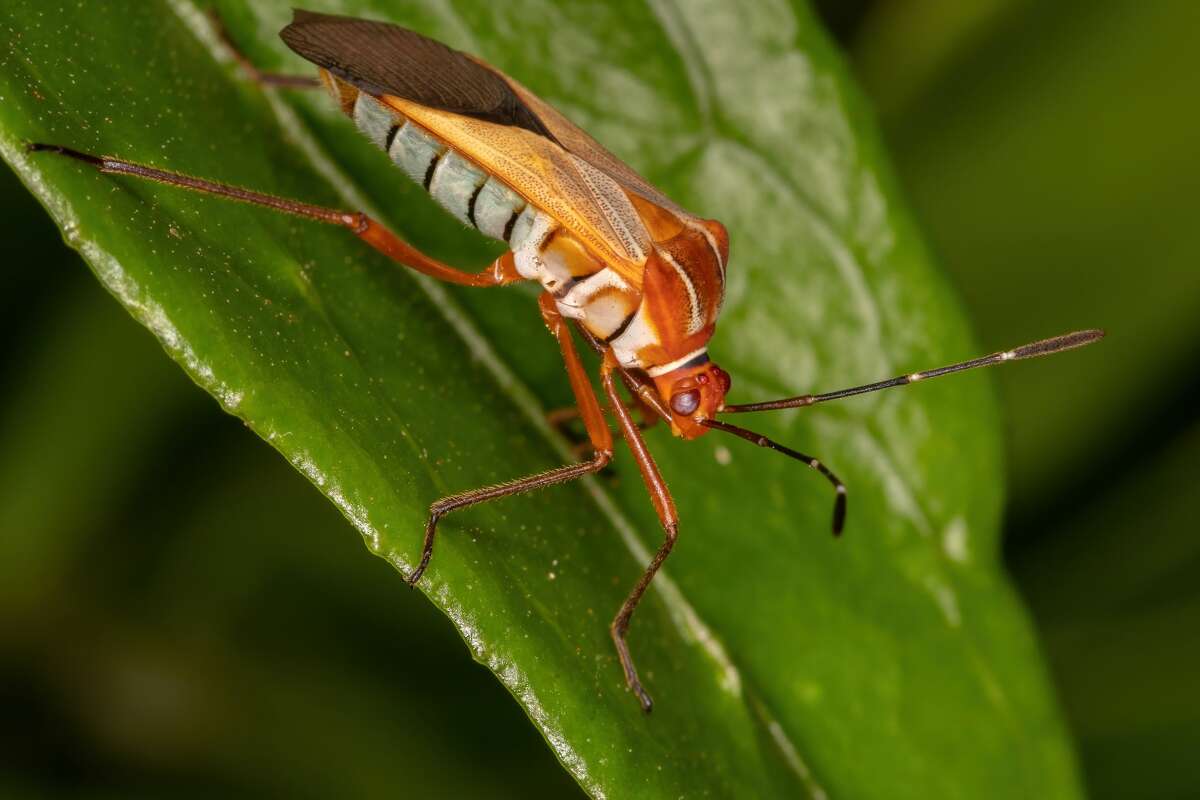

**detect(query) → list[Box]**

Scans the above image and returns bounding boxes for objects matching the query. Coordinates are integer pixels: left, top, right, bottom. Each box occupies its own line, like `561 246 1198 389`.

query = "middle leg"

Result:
406 295 614 585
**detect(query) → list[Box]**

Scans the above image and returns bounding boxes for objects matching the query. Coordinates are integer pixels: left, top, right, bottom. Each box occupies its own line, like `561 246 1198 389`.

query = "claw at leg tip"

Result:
24 142 104 167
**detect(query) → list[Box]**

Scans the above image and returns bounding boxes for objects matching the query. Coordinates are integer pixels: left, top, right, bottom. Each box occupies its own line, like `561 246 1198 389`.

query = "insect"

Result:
29 9 1102 713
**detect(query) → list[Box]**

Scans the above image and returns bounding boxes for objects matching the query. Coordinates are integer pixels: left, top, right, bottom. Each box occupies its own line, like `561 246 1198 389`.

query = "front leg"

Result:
406 294 614 584
600 358 679 713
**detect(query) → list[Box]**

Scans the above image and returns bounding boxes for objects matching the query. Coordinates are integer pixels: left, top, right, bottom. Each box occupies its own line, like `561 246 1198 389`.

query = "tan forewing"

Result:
381 97 652 286
487 65 685 217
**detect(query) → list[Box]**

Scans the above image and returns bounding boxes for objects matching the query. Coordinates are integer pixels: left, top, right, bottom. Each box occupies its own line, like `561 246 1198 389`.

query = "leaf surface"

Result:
0 1 1079 796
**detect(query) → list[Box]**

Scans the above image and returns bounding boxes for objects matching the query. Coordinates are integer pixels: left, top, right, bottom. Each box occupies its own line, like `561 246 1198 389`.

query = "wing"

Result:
377 98 652 283
490 68 683 216
280 10 695 286
281 9 555 139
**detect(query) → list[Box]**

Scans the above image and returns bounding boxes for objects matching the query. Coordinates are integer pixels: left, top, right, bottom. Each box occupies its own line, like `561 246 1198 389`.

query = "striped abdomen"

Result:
329 75 646 346
343 84 531 245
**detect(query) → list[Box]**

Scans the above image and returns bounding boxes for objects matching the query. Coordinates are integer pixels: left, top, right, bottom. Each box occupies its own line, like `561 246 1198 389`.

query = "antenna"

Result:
722 329 1104 414
700 418 846 535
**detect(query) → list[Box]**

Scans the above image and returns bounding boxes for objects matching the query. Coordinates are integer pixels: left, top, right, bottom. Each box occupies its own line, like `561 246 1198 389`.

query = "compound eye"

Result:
670 389 701 416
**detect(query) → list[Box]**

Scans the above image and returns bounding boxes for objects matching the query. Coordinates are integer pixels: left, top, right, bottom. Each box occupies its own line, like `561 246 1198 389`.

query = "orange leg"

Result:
572 323 672 422
25 144 525 288
405 296 613 584
548 396 658 431
538 295 611 453
547 398 655 461
600 357 678 713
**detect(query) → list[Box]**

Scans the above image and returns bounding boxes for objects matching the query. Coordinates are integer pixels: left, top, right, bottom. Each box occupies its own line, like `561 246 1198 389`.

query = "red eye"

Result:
671 389 701 415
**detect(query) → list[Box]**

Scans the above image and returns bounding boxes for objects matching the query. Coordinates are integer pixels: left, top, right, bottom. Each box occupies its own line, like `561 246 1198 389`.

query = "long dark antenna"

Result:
723 329 1104 414
700 418 846 535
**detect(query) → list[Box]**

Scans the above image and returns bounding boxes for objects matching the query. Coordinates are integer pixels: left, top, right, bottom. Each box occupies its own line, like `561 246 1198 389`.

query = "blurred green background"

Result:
2 1 1196 797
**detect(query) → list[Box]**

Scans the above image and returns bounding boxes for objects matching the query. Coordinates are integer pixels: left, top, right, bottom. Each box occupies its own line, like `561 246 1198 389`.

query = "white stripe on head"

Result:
647 347 708 378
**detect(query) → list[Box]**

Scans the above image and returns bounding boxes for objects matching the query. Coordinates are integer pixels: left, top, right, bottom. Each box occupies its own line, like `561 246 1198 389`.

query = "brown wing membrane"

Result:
280 10 557 142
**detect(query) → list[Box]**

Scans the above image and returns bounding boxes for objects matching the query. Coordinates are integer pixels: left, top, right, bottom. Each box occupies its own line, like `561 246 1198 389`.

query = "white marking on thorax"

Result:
609 305 659 369
569 292 636 339
659 248 704 335
647 347 708 377
553 268 630 322
558 269 628 311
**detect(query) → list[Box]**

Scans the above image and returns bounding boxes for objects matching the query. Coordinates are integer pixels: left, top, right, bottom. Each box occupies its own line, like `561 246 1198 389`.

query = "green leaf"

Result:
0 0 1080 796
0 236 576 797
